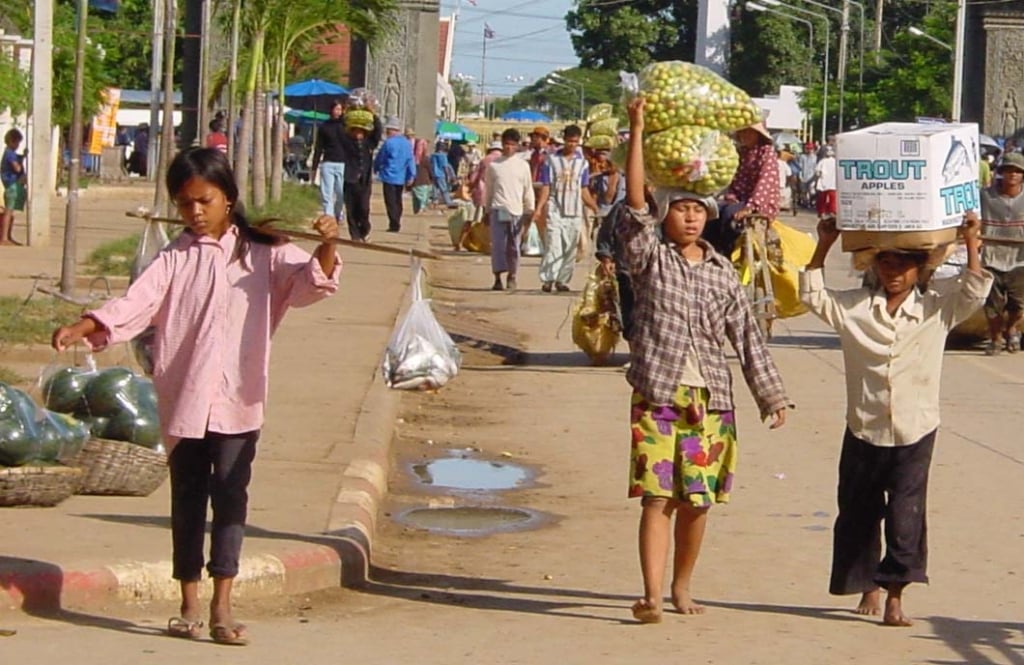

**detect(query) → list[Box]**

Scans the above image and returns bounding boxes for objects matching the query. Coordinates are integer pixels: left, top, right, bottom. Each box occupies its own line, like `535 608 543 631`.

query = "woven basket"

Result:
0 466 83 507
70 438 168 497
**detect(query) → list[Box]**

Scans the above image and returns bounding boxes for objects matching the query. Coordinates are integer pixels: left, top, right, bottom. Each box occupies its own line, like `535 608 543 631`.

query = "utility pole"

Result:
28 0 53 247
873 0 883 62
60 0 88 296
836 0 851 132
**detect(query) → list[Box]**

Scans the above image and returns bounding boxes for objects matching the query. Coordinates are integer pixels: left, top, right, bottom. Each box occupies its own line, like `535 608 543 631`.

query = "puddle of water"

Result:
812 511 830 518
396 506 542 535
412 457 528 491
803 525 829 532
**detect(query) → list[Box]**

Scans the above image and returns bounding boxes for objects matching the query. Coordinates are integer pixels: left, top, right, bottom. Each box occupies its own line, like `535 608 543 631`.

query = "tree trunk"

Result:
271 63 285 202
252 70 268 210
235 92 254 206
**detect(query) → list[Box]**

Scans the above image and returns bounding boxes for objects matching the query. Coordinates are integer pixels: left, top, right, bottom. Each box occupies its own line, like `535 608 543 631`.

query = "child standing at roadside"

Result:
801 217 991 626
51 147 340 646
619 98 790 623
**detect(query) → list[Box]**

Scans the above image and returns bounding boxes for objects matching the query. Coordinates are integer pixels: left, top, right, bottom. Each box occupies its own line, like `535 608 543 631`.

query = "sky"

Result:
441 0 581 99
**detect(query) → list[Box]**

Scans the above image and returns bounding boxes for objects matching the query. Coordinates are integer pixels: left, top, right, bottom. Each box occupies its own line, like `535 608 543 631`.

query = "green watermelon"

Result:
0 420 38 466
42 366 94 413
83 367 138 417
81 415 112 439
105 411 162 449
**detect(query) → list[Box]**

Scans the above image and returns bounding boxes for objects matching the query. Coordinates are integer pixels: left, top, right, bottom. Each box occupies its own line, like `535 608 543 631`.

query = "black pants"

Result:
829 428 935 595
701 201 745 256
615 271 635 341
169 430 259 581
344 180 373 241
382 183 405 232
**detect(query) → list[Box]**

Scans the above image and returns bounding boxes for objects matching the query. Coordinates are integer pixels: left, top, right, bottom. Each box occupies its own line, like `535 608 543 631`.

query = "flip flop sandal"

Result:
210 623 249 646
166 617 203 639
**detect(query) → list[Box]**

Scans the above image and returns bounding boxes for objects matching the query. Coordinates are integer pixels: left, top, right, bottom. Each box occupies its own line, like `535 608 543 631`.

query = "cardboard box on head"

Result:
836 122 980 252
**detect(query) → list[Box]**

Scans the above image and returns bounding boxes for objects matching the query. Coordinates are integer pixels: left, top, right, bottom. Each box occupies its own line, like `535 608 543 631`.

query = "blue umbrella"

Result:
283 79 349 112
501 109 551 122
435 120 479 142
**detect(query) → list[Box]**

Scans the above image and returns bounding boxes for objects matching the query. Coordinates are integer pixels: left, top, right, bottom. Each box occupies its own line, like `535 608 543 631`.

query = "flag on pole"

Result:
484 23 495 39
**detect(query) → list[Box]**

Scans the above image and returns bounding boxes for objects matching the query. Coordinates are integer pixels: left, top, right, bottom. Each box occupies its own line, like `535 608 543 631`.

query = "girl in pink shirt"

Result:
52 147 340 645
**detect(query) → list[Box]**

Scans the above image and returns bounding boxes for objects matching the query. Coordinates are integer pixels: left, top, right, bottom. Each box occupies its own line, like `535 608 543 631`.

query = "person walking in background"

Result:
374 116 416 233
619 98 789 623
534 124 598 292
527 126 552 241
410 138 434 215
469 141 503 223
796 142 818 209
205 119 229 154
310 100 349 225
340 109 382 242
485 128 535 292
50 147 340 646
130 123 149 177
815 145 837 220
1 128 26 246
430 142 457 209
979 152 1024 355
801 215 990 627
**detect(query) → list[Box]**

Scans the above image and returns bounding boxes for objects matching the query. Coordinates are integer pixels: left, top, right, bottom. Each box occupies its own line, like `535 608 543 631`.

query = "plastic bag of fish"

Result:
381 260 462 391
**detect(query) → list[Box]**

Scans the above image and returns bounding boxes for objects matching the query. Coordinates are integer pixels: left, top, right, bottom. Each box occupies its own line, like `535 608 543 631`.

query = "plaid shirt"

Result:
617 206 789 416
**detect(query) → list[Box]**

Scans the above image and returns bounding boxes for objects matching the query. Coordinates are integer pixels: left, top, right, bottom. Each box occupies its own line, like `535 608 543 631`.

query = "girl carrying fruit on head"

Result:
50 147 340 646
617 97 790 623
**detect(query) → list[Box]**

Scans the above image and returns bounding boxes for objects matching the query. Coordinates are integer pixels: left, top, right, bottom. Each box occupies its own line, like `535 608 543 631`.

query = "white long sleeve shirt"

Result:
485 155 535 217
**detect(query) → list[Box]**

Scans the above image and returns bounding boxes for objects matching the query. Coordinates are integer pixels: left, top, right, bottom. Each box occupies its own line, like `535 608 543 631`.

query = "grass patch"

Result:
0 296 89 347
0 366 27 385
85 234 139 277
248 182 322 233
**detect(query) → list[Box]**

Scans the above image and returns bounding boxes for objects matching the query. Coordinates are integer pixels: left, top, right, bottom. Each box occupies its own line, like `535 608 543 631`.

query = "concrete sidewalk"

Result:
0 185 437 614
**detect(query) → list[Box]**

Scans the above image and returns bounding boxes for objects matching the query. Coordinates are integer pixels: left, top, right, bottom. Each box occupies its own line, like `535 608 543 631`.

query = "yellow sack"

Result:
572 266 622 364
447 205 491 254
731 220 815 319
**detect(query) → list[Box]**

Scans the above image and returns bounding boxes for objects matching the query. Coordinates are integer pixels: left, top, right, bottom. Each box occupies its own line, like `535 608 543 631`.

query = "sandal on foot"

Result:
166 617 203 639
1008 333 1021 353
210 623 248 646
631 600 662 624
985 341 1001 356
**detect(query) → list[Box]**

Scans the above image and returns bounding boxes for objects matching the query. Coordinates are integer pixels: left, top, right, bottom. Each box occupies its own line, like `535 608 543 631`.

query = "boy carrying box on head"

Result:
800 215 992 626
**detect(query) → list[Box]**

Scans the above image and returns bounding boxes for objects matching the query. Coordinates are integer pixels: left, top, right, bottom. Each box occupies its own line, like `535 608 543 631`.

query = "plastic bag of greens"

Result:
587 103 615 123
585 135 617 151
636 61 763 133
643 126 739 196
39 354 99 414
381 259 462 391
588 118 619 138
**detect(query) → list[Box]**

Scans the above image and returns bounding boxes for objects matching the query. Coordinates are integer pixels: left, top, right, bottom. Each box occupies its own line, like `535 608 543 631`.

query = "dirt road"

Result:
3 216 1023 664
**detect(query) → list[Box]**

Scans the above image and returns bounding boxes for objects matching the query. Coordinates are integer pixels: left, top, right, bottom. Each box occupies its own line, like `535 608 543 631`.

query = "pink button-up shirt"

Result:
85 226 339 449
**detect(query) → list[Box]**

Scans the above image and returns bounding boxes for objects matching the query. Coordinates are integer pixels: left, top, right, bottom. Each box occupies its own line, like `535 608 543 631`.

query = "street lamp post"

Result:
548 72 585 121
908 26 953 51
952 0 966 122
759 0 831 141
747 2 817 138
907 26 958 121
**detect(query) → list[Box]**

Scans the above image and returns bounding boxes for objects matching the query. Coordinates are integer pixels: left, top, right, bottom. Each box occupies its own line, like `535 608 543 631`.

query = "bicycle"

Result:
736 214 777 340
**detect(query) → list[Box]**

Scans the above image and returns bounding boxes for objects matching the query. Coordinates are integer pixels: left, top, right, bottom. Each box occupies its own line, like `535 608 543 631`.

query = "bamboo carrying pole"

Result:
124 211 443 260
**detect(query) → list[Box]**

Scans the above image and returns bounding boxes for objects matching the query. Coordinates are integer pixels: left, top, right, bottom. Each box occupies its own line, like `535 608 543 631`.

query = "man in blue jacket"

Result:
374 116 417 232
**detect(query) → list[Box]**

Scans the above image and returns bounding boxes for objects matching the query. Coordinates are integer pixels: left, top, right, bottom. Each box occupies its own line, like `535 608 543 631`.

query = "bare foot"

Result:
855 589 881 616
671 590 706 615
883 594 913 627
631 598 663 624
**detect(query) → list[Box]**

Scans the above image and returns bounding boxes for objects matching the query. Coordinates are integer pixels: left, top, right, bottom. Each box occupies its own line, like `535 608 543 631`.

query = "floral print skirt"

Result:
628 386 738 508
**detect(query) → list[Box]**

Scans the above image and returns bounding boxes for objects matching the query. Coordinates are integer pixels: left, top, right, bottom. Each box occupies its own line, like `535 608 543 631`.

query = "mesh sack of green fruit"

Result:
586 103 614 122
585 134 617 151
643 126 740 196
0 382 89 466
636 61 763 133
588 118 619 137
610 142 629 171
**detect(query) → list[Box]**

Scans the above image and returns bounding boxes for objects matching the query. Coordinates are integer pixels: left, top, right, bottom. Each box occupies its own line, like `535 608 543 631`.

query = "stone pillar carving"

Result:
357 0 440 138
981 14 1024 137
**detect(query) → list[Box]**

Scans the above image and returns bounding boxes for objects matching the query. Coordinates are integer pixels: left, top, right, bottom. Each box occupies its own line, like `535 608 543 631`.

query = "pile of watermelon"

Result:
0 383 91 467
41 366 162 451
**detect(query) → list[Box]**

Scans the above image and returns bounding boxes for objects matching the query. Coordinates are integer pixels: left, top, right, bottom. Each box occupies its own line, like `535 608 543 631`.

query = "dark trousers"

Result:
169 430 259 581
701 201 745 256
615 271 635 341
829 428 935 595
344 180 373 241
382 183 404 231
